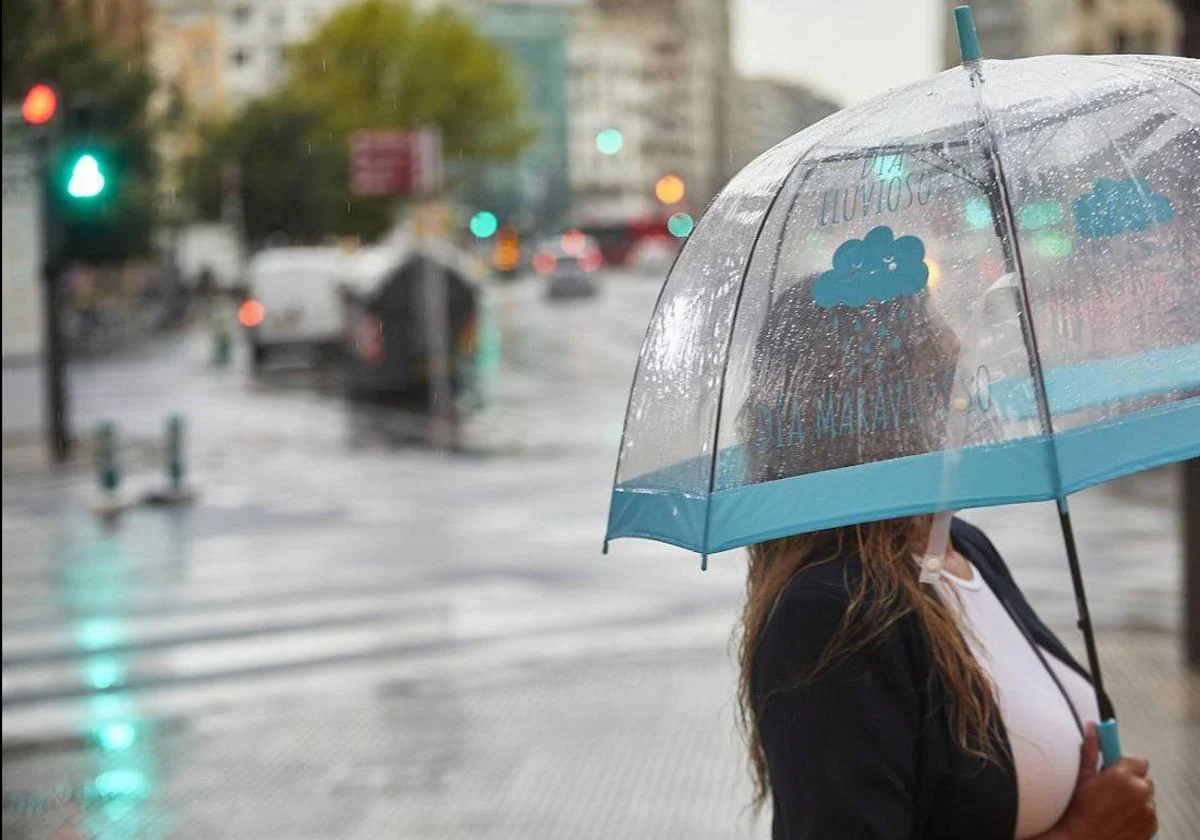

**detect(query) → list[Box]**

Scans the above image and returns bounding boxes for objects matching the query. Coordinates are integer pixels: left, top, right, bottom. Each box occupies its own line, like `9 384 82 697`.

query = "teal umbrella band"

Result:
608 396 1200 554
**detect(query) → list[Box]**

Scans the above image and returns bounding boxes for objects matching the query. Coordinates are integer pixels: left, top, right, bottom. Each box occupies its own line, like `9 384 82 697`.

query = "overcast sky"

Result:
733 0 944 107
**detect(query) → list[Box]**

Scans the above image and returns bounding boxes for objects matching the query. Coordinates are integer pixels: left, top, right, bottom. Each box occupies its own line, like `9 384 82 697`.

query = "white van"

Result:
240 247 348 367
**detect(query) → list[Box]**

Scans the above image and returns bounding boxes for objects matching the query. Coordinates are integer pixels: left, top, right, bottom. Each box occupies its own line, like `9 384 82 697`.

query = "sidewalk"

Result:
2 628 1196 839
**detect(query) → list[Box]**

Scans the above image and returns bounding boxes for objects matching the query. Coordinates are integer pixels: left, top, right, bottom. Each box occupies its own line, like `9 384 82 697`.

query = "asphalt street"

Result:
2 268 1193 839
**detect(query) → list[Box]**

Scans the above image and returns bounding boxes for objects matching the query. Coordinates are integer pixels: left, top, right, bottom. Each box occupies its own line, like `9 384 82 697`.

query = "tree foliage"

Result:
181 96 390 246
183 0 533 242
285 1 533 160
4 0 159 263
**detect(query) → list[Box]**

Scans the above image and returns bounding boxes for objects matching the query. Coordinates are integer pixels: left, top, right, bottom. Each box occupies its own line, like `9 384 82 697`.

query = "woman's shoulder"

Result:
951 517 1018 587
759 553 914 662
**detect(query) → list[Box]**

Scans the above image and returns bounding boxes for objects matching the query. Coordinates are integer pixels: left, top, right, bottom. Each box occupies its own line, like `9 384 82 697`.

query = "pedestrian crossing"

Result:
1 513 738 750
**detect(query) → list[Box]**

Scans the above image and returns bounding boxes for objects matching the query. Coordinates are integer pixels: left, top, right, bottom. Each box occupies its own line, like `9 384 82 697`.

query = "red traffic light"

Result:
21 84 58 126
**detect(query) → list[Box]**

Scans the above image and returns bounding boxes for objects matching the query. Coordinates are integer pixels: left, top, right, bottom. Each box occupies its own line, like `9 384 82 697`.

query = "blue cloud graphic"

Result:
813 226 928 309
1073 178 1174 240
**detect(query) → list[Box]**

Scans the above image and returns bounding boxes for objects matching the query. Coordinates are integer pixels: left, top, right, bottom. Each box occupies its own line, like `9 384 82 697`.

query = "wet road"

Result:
1 268 1188 838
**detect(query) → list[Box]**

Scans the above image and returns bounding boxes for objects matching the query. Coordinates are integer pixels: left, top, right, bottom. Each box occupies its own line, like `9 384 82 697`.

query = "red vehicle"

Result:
578 216 677 268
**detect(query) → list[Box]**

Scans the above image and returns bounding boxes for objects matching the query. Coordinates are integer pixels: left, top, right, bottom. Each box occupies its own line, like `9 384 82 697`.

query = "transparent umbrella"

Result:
605 6 1199 790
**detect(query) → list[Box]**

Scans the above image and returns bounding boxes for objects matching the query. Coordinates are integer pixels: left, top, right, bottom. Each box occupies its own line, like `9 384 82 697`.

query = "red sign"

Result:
349 129 442 197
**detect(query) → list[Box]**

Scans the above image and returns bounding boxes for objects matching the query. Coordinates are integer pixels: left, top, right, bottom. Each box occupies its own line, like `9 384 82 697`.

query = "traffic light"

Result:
21 84 58 126
66 152 107 199
58 103 112 205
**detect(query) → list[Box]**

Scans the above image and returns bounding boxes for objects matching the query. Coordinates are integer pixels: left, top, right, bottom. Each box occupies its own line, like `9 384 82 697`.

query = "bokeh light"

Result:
560 229 586 255
655 175 685 205
666 212 694 238
238 299 266 328
595 128 624 156
21 83 58 125
469 210 499 238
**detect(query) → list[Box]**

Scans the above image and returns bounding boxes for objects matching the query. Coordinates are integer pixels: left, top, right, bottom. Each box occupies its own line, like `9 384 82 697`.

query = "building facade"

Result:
730 77 839 173
567 3 656 222
59 0 153 51
567 0 733 225
152 0 378 116
472 1 575 233
943 0 1183 66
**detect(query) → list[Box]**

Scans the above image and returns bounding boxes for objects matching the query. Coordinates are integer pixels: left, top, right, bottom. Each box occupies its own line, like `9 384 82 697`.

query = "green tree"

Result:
3 0 159 263
183 0 533 243
181 96 380 247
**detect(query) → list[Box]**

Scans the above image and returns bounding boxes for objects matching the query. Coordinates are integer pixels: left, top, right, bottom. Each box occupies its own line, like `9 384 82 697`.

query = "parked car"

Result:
532 231 602 301
339 243 481 403
240 247 349 368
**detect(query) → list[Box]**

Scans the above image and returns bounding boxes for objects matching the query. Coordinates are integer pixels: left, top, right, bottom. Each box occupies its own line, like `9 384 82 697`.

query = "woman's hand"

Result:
1038 722 1157 840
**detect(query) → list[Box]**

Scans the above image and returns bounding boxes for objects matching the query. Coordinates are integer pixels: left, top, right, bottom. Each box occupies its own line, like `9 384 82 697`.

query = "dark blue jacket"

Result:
753 518 1104 840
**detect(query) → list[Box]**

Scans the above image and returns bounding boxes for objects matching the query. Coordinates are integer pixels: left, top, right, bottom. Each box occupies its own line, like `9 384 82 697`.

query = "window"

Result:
232 5 252 25
231 48 252 67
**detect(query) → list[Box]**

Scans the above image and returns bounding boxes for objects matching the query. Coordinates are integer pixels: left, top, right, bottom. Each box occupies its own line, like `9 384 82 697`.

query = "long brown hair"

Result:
734 274 1002 811
736 517 1004 811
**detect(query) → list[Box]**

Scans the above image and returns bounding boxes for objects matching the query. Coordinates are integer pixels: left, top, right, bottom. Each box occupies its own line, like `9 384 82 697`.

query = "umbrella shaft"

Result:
1057 500 1114 722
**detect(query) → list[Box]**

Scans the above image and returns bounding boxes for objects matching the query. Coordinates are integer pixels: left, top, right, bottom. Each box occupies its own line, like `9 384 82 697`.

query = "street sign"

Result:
349 129 442 197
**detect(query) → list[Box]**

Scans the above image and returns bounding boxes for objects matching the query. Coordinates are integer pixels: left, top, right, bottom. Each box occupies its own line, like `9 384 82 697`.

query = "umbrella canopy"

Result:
607 53 1200 557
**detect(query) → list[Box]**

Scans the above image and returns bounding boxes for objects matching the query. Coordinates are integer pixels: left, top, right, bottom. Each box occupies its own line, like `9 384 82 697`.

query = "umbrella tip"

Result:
955 5 982 63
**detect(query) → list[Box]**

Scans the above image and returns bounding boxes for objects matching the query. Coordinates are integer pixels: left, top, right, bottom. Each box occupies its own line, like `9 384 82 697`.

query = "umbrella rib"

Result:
767 161 823 303
701 144 823 558
1088 56 1200 128
1046 63 1189 265
971 65 1117 722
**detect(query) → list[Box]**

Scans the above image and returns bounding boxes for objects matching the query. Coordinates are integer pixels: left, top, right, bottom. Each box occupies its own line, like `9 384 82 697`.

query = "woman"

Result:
736 278 1157 839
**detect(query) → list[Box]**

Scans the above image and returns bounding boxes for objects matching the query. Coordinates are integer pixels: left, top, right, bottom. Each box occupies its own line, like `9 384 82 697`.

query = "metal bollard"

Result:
167 414 184 492
139 413 195 507
96 422 120 495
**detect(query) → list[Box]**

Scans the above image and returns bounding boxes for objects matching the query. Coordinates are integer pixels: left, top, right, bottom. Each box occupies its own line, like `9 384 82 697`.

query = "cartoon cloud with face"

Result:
813 226 929 309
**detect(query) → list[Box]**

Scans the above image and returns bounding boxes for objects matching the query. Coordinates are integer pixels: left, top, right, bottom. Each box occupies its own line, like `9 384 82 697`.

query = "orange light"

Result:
654 174 685 205
492 242 520 271
560 229 586 255
238 299 265 328
21 84 58 126
925 258 943 291
532 250 557 275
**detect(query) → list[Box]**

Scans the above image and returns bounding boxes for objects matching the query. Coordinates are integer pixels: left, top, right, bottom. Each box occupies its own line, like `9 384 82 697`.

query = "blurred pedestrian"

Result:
736 280 1157 840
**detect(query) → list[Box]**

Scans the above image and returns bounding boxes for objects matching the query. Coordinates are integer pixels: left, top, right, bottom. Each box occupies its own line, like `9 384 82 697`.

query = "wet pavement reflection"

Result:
3 270 1193 838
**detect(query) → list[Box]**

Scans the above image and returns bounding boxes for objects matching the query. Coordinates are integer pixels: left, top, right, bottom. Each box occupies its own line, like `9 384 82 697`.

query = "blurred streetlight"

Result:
655 174 685 205
595 128 624 156
469 210 499 238
667 212 694 238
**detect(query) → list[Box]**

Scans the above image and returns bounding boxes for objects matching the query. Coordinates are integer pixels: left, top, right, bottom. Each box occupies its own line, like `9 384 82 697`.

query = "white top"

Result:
935 562 1100 840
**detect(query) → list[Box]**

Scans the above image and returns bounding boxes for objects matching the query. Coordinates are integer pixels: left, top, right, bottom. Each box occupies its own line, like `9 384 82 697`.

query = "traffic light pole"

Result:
34 132 71 462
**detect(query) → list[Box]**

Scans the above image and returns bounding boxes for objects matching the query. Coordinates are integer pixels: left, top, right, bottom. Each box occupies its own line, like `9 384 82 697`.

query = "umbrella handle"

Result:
1097 719 1160 839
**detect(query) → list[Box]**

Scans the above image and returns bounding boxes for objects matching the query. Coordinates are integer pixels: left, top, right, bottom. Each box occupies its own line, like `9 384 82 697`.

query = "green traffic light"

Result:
67 153 106 199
